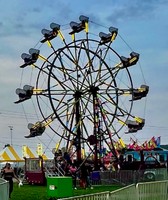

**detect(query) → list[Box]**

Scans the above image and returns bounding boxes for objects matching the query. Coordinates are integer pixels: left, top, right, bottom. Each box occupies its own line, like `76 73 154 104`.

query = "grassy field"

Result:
11 183 122 200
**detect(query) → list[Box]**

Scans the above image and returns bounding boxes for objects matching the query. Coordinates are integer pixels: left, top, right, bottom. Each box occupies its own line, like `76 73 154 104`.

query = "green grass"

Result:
11 183 122 200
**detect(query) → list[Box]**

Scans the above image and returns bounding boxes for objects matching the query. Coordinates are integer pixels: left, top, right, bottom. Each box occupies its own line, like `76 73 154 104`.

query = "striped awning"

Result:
0 146 23 162
0 144 51 162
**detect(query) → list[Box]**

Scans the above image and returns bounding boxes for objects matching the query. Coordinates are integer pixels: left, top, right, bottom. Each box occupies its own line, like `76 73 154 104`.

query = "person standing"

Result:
80 161 93 189
1 163 20 199
69 163 77 189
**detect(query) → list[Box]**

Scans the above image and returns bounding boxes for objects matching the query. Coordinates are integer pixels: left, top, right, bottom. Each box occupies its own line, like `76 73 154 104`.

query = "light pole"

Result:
8 126 13 146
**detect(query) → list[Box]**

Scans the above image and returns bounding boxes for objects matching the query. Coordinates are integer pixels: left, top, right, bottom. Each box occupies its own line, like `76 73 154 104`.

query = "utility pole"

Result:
8 126 13 146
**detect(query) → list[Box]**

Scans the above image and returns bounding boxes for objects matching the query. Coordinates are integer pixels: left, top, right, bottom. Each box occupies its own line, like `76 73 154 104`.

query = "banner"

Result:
22 145 28 157
37 143 43 156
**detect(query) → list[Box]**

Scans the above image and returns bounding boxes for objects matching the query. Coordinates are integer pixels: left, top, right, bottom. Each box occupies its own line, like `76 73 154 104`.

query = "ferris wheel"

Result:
15 15 149 166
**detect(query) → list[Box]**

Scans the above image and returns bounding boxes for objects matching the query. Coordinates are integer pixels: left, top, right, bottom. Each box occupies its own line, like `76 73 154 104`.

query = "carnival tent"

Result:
0 144 52 162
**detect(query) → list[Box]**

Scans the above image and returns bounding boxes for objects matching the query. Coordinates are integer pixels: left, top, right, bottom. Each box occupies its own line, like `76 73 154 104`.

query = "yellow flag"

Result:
119 138 126 148
22 145 27 157
37 143 43 156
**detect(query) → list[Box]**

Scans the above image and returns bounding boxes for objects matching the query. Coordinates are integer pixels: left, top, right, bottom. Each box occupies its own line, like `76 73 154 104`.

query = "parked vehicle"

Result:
119 148 168 181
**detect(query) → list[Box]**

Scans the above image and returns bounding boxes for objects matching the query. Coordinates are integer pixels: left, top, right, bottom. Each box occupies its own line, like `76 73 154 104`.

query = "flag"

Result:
37 143 43 156
156 136 161 147
141 140 148 150
22 145 28 157
147 137 156 149
129 137 139 150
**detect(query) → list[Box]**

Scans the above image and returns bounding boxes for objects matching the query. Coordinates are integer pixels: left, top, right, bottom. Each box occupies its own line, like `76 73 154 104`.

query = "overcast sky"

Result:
0 0 168 154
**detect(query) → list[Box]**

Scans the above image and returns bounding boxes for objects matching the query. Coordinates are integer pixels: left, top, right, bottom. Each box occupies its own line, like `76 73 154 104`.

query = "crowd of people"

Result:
54 150 94 189
53 149 120 190
0 150 119 198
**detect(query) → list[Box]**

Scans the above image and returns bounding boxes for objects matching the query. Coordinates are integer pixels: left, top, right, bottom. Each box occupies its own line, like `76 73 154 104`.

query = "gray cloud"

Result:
0 0 71 37
106 0 168 24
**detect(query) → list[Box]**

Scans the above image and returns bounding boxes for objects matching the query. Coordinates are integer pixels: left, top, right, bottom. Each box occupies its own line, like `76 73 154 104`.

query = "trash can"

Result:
90 171 101 185
0 178 9 200
47 176 73 199
91 171 100 181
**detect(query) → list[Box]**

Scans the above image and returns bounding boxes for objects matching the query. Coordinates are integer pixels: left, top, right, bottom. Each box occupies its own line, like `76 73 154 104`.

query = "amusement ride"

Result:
15 15 149 170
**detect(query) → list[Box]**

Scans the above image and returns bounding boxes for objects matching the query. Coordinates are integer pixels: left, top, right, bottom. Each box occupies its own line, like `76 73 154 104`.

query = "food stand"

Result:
24 156 46 185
